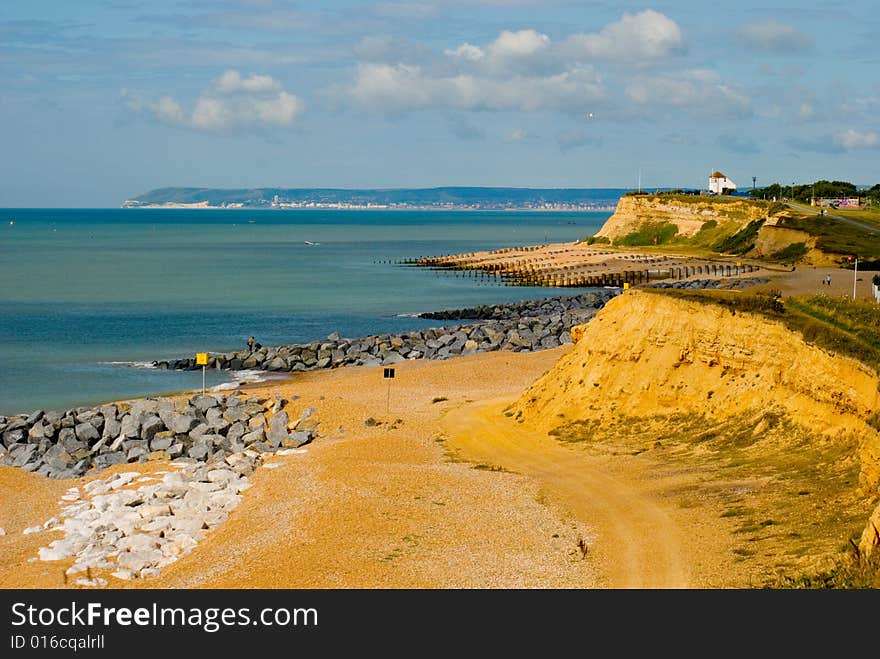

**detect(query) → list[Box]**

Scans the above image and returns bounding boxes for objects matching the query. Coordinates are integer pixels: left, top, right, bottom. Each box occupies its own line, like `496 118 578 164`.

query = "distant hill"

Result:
122 186 629 210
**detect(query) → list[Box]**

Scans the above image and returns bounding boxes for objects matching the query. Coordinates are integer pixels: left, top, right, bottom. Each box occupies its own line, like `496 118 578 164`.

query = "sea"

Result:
0 208 611 416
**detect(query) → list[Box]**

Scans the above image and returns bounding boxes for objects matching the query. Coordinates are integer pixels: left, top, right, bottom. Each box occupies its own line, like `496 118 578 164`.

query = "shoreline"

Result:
120 205 617 212
2 265 877 588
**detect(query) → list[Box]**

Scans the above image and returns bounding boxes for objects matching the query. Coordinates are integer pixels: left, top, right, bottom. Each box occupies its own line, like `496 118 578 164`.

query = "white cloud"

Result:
124 70 303 132
445 43 485 62
626 70 751 117
736 21 813 53
214 70 280 94
489 29 550 59
506 128 530 142
349 61 603 113
798 102 816 119
339 12 690 116
154 96 185 124
563 10 684 62
834 129 880 150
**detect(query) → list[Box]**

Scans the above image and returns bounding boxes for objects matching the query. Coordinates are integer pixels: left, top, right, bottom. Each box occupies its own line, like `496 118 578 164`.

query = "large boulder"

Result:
74 422 100 443
267 411 289 447
168 413 198 434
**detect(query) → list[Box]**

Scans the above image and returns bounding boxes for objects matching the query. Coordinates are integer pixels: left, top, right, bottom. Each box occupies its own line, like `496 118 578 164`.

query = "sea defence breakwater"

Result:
154 291 620 373
0 392 316 480
408 243 763 288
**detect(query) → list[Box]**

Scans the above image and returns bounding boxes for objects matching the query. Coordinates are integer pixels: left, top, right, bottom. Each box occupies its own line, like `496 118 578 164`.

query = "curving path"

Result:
443 400 692 588
786 201 880 235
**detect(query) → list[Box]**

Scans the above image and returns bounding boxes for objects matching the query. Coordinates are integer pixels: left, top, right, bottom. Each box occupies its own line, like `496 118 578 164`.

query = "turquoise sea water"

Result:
0 208 610 415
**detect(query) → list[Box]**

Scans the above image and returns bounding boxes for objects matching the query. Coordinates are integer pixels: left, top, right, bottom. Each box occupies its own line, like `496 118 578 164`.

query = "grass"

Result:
765 548 880 588
832 207 880 229
472 463 512 473
712 219 765 254
547 406 871 586
777 213 880 260
616 221 679 246
769 242 808 263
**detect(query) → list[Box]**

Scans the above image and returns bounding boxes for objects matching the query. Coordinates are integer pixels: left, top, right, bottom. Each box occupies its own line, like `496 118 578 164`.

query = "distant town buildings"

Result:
708 171 737 195
812 197 860 209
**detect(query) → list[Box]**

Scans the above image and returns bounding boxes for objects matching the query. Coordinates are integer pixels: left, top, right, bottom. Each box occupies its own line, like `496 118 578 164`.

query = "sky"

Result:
1 0 878 207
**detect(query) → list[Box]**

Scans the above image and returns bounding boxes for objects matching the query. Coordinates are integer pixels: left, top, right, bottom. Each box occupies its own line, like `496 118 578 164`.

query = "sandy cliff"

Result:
513 291 880 494
595 195 772 243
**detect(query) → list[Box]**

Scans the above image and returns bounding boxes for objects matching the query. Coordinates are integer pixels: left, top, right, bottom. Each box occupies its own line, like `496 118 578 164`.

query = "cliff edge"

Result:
510 290 880 564
594 194 774 244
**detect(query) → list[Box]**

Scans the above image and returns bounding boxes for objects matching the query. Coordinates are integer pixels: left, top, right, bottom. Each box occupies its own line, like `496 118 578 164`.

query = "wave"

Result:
210 368 290 392
99 361 158 369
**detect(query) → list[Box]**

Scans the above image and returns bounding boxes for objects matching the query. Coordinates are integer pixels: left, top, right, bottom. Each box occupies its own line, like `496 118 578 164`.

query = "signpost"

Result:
196 353 209 394
383 367 395 412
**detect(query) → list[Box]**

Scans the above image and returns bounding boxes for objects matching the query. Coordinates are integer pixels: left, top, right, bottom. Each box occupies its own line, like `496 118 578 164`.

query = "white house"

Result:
708 171 737 195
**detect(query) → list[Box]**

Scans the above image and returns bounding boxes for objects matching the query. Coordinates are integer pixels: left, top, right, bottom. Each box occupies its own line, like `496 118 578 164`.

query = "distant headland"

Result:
121 186 627 211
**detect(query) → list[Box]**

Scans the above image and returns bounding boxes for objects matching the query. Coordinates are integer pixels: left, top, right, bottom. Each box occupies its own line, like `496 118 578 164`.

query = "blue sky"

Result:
2 1 878 206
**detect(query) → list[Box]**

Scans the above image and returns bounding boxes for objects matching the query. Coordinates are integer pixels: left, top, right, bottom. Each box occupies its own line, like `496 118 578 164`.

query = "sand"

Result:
1 349 605 589
0 266 872 589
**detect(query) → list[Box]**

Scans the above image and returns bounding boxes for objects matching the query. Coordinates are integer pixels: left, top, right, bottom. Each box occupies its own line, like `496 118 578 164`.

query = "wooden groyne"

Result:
391 243 763 288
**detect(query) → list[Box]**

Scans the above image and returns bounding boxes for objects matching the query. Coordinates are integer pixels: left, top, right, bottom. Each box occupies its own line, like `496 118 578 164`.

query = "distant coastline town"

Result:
121 186 625 211
123 199 619 211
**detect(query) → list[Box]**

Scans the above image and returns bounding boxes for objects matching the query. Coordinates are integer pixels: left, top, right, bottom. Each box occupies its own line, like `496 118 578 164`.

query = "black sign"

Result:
383 367 395 379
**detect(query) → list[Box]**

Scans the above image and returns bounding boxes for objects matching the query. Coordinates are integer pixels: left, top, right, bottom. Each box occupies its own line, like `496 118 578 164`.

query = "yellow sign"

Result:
623 282 630 290
736 262 742 267
196 353 209 365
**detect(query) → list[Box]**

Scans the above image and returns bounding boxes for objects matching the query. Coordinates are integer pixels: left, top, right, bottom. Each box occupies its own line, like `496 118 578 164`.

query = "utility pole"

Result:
853 256 858 300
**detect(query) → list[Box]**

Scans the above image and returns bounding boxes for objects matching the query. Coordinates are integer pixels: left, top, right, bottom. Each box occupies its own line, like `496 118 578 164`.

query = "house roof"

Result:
710 171 726 179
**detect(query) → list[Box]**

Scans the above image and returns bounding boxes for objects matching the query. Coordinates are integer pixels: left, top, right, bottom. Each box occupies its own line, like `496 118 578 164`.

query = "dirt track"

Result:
444 401 700 588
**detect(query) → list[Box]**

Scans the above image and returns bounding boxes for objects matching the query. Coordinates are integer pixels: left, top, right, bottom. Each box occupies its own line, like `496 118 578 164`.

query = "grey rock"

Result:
74 422 100 443
102 416 121 440
43 444 74 470
3 429 26 448
241 429 265 445
10 444 37 467
187 444 210 460
93 453 127 470
141 416 165 442
227 422 246 445
289 431 313 448
120 414 141 438
168 413 198 434
150 436 173 452
28 422 49 442
130 399 161 417
26 410 45 426
190 394 220 412
267 411 289 446
59 429 86 453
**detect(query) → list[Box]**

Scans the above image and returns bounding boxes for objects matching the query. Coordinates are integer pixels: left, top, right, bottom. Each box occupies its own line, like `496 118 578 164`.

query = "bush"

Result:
713 219 765 254
617 222 678 246
770 242 808 263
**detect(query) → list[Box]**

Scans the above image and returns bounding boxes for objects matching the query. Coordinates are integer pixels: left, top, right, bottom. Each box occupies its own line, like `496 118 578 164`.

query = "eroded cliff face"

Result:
512 290 880 495
754 217 839 266
595 195 771 242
